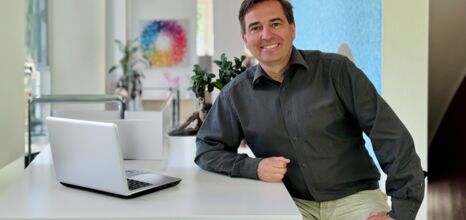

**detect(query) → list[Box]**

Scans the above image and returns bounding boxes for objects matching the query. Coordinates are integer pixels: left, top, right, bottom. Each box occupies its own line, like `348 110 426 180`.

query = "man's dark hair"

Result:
238 0 294 35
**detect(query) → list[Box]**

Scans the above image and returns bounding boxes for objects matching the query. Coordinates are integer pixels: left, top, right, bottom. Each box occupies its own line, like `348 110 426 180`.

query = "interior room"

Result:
0 0 464 219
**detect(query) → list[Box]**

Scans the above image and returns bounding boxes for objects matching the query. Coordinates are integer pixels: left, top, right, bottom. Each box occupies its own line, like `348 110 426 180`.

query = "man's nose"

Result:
261 27 274 40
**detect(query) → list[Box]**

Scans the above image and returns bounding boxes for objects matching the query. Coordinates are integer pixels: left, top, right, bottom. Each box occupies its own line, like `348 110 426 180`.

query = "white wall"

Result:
382 0 428 219
0 0 25 188
49 0 106 95
127 0 197 99
213 0 244 68
106 0 127 96
211 0 244 99
428 0 466 143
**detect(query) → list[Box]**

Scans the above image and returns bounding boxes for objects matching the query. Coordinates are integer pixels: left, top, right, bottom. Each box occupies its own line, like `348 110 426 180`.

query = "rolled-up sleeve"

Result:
195 92 262 179
334 58 425 220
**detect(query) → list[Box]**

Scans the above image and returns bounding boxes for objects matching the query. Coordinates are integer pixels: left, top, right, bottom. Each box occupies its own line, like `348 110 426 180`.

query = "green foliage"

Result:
190 53 247 99
108 38 149 98
190 64 216 99
213 54 247 89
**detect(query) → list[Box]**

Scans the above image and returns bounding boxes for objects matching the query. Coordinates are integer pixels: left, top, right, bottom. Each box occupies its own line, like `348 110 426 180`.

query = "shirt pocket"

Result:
302 102 342 133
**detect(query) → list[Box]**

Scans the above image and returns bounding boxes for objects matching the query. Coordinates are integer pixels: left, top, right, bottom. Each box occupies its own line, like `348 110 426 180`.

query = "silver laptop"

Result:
46 116 181 198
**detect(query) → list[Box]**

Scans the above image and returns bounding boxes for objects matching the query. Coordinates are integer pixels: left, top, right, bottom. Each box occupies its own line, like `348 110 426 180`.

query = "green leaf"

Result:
207 84 214 92
108 65 119 74
212 81 223 90
220 53 227 61
137 58 150 66
130 47 138 54
115 39 124 52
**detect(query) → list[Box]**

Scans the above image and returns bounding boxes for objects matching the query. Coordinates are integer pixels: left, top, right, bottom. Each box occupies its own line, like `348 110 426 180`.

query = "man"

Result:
195 0 425 219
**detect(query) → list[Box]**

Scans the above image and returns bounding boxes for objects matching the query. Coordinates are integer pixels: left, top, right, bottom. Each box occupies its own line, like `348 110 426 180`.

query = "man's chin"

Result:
258 57 281 64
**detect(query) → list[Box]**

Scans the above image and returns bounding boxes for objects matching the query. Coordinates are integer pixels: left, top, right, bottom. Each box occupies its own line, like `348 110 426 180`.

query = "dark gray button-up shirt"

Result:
195 48 424 220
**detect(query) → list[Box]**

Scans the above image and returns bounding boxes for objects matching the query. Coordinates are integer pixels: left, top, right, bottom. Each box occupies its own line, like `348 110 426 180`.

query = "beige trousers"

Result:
293 189 391 220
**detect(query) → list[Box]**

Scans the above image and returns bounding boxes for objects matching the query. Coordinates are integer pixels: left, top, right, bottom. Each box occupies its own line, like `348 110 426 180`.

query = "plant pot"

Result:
127 94 143 111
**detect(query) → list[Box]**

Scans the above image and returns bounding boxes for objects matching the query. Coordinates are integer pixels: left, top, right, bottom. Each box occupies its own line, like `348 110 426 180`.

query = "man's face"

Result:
242 1 295 68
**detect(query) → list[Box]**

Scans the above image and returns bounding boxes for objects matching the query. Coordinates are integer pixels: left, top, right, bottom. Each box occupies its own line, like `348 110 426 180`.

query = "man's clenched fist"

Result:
257 156 290 182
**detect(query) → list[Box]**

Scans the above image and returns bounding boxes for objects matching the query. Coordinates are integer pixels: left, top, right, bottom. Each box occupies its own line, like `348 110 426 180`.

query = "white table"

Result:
0 137 301 219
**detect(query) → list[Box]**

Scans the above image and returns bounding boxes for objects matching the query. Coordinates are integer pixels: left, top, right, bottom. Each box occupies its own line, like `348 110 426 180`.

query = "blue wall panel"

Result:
292 0 383 175
292 0 382 92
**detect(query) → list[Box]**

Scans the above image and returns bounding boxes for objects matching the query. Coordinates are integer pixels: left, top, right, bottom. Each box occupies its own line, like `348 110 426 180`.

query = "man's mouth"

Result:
261 43 279 49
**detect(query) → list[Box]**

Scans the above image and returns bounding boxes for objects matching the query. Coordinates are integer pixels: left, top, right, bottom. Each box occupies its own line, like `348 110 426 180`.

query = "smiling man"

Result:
195 0 425 219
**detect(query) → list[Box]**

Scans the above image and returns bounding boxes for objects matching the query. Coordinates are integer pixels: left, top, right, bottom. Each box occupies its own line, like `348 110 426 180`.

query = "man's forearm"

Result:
195 138 261 179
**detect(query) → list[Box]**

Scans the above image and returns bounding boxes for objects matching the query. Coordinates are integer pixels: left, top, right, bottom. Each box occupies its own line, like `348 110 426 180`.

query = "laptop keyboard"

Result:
127 179 152 191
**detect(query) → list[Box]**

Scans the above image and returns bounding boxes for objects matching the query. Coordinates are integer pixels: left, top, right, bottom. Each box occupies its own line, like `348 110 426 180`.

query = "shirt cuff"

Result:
237 157 262 179
389 198 421 220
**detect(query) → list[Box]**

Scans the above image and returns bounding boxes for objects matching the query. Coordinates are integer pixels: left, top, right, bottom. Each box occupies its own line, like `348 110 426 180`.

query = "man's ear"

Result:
242 34 247 44
290 23 296 40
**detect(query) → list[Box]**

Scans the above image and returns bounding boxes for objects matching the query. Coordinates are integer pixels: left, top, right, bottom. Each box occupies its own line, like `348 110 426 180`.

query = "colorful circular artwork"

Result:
140 20 187 67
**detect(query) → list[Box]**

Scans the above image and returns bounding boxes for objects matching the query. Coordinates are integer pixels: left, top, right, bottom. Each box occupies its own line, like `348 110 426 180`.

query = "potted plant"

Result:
108 38 149 110
168 53 247 136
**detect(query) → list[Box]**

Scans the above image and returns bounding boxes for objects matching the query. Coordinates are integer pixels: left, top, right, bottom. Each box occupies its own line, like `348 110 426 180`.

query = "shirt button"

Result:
301 163 307 168
292 136 297 141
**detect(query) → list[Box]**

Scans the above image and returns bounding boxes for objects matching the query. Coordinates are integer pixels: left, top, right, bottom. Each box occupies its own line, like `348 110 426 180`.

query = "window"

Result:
25 0 50 150
25 0 48 67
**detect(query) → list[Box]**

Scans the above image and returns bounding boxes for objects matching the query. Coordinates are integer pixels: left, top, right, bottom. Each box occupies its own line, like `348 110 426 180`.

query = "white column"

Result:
382 0 428 219
105 0 127 96
49 0 106 95
0 0 25 188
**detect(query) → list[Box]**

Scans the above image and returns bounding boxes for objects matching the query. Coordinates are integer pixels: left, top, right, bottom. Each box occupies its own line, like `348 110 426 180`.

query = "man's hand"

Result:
367 212 394 220
257 157 290 182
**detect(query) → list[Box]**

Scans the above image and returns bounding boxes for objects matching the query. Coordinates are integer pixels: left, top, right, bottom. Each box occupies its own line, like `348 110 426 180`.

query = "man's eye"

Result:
250 26 260 32
272 22 281 28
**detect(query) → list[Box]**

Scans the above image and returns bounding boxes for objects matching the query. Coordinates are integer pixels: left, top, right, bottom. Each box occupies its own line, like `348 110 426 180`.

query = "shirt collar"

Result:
252 47 309 85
